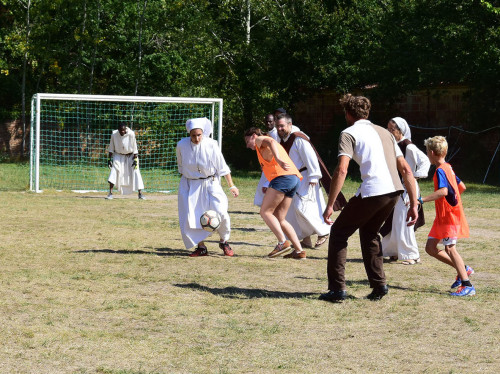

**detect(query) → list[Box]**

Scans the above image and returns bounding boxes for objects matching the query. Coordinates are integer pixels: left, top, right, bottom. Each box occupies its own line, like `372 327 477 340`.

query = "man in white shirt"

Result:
320 94 418 302
106 123 145 200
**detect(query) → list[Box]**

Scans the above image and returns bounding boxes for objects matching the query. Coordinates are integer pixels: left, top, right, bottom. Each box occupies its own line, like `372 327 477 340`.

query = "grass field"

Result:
1 163 499 373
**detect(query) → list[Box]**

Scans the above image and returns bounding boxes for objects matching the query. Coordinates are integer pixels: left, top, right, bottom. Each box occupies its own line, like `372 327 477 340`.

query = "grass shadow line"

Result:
174 282 316 299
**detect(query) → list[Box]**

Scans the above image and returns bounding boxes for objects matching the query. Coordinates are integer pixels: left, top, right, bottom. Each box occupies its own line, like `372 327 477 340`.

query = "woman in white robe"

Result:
177 118 239 257
382 117 430 264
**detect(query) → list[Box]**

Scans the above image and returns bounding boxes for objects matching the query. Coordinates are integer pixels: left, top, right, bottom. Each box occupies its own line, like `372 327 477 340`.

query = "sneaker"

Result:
219 241 234 257
189 245 208 257
319 290 347 303
105 193 113 200
451 265 475 289
366 285 389 300
283 250 307 260
267 240 292 258
450 285 476 297
138 193 146 200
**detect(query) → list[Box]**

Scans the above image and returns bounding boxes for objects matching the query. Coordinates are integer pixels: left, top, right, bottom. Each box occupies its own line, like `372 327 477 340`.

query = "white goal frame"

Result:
30 93 223 193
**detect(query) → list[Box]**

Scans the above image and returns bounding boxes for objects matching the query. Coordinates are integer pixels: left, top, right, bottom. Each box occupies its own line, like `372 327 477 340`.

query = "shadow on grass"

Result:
76 248 190 257
174 282 317 299
229 210 260 215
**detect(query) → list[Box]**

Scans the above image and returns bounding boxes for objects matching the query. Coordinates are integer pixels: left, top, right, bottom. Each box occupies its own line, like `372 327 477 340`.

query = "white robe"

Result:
382 141 430 260
176 137 231 249
107 128 145 195
282 129 330 239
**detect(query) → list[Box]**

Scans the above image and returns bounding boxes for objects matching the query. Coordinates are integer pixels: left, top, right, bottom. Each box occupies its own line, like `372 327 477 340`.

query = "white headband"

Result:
392 117 411 140
186 117 212 136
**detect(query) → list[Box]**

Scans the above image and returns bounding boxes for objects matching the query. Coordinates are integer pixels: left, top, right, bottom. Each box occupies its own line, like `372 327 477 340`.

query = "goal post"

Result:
29 94 223 193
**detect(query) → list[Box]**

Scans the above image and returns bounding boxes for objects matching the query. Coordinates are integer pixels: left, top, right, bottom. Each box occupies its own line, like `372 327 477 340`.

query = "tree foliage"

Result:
0 0 498 160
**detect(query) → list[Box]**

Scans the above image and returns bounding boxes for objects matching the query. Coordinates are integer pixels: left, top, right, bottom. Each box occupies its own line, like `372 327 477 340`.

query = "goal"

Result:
30 94 223 193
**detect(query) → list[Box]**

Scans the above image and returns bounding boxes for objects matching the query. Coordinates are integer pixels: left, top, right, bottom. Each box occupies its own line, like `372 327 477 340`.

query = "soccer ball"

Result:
200 210 221 232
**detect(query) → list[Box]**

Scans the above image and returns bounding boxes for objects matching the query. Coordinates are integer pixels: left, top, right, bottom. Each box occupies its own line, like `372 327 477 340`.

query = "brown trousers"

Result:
327 191 400 291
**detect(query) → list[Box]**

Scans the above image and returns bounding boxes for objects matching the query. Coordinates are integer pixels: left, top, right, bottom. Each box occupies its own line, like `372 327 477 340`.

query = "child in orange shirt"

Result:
421 136 475 296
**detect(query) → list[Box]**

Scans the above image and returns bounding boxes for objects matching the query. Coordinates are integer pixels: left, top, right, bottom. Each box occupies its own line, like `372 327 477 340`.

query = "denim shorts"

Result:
268 175 300 198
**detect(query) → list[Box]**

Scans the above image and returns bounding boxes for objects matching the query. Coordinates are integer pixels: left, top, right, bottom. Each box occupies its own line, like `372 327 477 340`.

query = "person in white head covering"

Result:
383 117 431 264
176 118 239 257
106 122 145 200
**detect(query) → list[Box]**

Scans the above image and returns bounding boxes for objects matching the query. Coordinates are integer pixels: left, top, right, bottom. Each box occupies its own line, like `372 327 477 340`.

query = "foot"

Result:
401 258 421 265
366 285 389 300
138 193 146 200
189 244 208 257
450 285 476 297
106 193 113 200
300 236 314 249
283 250 306 260
219 241 234 257
319 290 347 302
314 234 329 248
267 240 292 258
451 265 474 288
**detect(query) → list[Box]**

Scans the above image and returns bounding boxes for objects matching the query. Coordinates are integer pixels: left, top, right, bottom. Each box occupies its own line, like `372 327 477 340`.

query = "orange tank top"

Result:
428 163 469 239
256 139 302 182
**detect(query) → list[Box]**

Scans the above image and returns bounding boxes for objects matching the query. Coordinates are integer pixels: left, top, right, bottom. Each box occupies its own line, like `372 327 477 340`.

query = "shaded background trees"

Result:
0 0 498 180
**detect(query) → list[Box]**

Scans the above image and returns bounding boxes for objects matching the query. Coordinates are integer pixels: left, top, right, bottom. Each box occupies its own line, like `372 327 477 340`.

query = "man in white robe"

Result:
177 118 239 256
276 113 331 248
106 123 145 199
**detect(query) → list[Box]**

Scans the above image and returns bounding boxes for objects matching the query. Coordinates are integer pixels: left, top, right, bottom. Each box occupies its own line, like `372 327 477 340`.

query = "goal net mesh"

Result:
30 95 222 193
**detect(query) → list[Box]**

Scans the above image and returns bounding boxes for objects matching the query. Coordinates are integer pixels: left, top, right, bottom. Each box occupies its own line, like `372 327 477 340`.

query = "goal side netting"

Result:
30 94 223 193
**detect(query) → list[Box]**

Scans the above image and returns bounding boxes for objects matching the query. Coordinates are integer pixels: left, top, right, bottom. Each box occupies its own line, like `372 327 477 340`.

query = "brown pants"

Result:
327 192 400 291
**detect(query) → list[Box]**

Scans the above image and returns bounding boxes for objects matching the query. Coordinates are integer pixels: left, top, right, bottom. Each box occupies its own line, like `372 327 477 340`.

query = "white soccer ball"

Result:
200 210 221 232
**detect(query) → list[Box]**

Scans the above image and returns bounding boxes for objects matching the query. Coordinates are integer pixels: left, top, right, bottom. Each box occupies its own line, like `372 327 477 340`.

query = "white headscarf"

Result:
392 117 411 141
186 118 212 136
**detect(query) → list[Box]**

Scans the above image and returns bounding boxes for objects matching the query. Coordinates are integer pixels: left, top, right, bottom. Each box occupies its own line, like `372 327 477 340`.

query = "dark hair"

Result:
339 94 371 119
244 127 267 137
274 107 286 114
276 113 292 123
117 122 127 129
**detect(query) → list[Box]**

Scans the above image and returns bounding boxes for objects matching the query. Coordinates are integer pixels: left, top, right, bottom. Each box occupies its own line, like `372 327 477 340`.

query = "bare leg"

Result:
425 238 454 267
273 196 303 252
108 182 114 194
260 188 287 242
445 244 468 280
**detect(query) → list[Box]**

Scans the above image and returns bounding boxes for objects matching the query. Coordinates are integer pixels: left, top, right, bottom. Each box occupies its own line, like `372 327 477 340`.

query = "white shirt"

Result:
340 119 404 198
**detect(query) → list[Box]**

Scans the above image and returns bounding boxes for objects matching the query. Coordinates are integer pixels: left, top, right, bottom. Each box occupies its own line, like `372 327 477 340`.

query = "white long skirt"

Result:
108 153 144 195
178 176 230 249
382 186 420 260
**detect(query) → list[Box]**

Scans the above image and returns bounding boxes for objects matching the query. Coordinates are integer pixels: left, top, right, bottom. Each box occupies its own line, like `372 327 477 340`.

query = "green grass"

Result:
0 166 499 373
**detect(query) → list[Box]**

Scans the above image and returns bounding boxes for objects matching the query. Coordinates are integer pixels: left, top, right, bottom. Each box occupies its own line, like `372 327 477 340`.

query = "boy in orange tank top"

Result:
421 136 475 296
244 127 306 259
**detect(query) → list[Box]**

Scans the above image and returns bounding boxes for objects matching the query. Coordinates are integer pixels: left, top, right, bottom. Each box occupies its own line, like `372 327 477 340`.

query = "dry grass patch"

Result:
0 178 499 373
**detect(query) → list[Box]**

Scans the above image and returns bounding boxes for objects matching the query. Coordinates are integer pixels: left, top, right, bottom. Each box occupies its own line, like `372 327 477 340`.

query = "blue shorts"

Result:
268 175 300 198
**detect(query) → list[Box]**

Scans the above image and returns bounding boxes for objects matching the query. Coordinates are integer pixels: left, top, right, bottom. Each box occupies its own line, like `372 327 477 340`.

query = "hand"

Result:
108 159 113 168
230 187 239 197
276 158 290 171
323 205 334 225
262 187 267 194
406 205 418 226
132 159 138 169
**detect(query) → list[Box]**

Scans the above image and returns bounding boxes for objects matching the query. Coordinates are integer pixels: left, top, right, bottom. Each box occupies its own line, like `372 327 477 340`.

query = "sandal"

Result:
402 258 421 265
314 234 329 248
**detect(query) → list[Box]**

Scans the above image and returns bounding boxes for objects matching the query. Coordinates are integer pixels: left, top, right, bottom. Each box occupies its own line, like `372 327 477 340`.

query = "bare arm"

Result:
257 136 290 170
223 174 239 197
458 181 466 194
323 155 350 224
397 156 418 226
422 187 448 203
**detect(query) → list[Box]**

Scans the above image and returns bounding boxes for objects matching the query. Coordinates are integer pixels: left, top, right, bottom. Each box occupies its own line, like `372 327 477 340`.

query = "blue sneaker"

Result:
451 265 475 289
450 285 476 297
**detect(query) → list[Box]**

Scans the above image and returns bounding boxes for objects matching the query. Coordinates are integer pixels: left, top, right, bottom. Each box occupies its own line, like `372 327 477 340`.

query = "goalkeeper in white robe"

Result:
106 123 145 199
176 118 239 257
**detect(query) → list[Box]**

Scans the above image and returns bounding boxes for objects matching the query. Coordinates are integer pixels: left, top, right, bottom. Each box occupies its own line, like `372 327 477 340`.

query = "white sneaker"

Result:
106 193 113 200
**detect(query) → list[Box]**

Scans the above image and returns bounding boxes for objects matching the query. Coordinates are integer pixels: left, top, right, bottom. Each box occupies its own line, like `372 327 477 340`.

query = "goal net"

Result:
30 94 223 193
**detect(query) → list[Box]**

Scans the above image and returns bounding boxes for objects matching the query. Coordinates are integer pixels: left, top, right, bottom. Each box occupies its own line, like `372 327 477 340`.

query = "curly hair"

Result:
339 94 371 119
424 136 448 157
